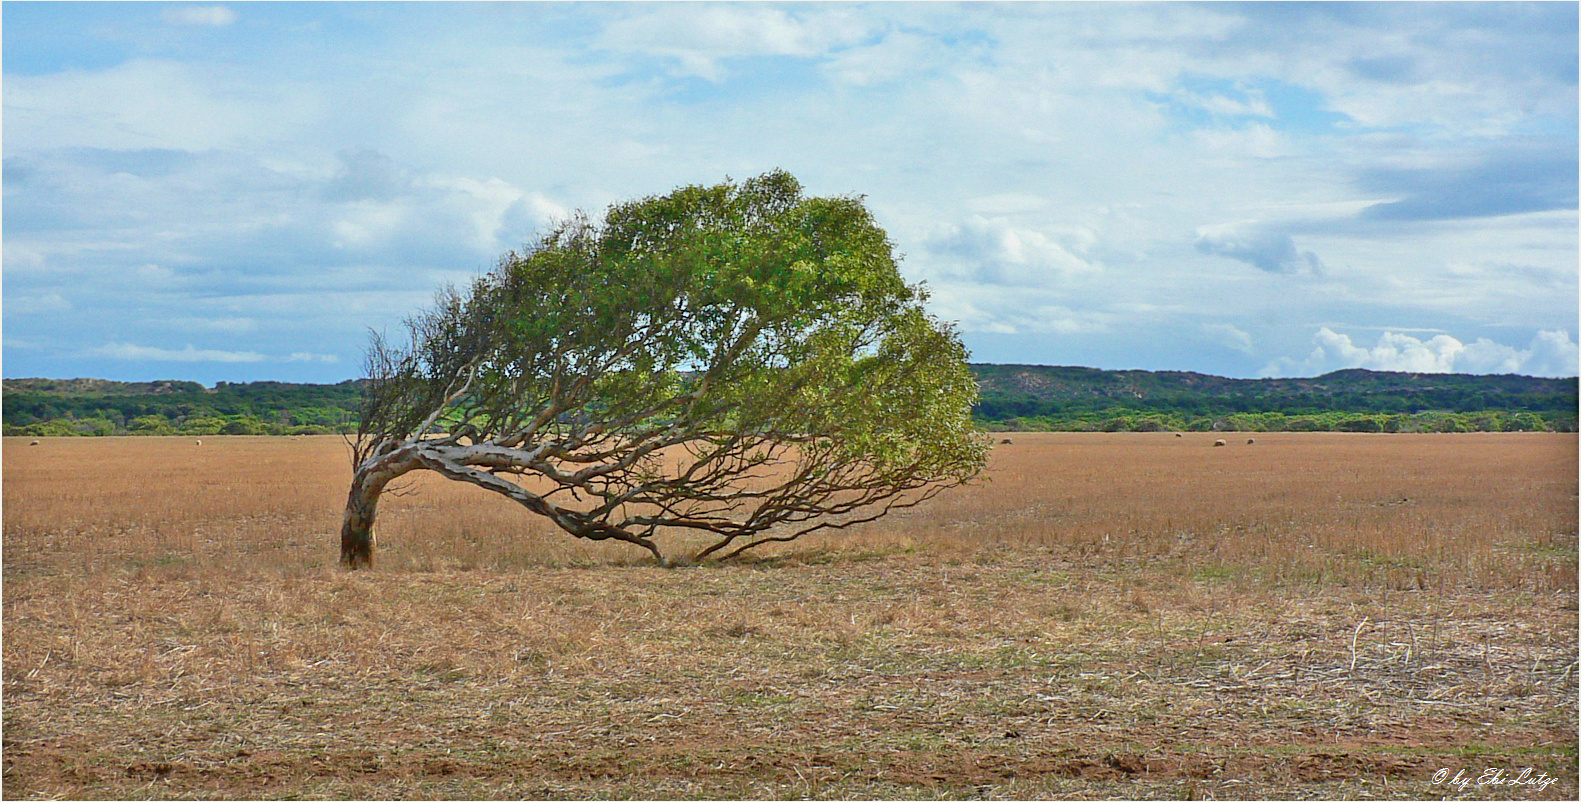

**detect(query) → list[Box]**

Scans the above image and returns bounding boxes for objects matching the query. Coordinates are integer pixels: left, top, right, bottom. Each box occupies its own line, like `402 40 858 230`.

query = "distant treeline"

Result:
3 366 1576 437
972 365 1578 433
978 409 1570 434
2 378 363 437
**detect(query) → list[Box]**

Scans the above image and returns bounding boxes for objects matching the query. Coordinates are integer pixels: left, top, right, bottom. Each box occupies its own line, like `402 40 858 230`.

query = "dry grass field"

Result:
3 432 1576 800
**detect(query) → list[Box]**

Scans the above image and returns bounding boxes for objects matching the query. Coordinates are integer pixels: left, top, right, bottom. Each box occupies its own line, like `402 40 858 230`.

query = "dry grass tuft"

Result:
3 433 1576 799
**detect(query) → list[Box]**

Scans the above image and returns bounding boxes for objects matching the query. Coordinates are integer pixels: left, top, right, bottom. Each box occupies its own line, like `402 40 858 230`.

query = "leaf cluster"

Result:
354 171 987 561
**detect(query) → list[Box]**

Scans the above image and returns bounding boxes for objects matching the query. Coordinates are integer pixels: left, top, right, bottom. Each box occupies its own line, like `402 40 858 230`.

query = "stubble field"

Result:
2 432 1576 800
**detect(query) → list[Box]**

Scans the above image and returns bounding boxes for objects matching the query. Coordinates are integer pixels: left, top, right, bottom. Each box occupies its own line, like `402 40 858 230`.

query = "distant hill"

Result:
2 378 364 436
971 365 1576 432
3 378 210 396
2 366 1575 436
973 364 1575 413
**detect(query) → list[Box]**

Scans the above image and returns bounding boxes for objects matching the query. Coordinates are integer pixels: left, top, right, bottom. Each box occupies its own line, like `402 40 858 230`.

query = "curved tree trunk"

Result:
340 448 420 569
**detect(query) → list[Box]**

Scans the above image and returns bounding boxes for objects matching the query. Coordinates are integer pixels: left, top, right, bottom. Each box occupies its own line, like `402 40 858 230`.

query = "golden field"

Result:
3 432 1577 799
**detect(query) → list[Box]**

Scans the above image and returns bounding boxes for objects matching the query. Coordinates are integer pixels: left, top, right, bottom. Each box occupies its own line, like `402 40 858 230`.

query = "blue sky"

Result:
4 1 1577 384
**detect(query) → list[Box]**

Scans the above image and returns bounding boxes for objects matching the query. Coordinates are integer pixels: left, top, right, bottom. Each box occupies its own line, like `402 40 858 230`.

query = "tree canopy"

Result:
341 170 988 567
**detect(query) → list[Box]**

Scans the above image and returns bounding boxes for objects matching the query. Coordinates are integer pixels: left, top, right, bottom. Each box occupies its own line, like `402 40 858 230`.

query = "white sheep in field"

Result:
195 439 203 446
1213 439 1227 447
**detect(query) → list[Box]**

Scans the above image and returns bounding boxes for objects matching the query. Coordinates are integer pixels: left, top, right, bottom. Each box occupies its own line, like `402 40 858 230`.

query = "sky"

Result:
4 1 1578 385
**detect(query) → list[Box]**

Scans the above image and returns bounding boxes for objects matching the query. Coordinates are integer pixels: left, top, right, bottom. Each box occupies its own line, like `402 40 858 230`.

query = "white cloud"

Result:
286 352 341 364
164 317 258 335
1195 223 1324 276
926 216 1100 287
1190 122 1288 159
90 343 268 363
823 30 941 87
1171 86 1274 118
964 193 1050 216
84 343 343 365
6 293 73 315
137 264 179 284
3 59 321 151
162 5 237 28
498 192 570 245
599 5 870 81
2 4 1572 382
1203 323 1254 354
421 175 540 252
1262 328 1579 377
922 283 1113 337
2 244 50 273
328 200 408 251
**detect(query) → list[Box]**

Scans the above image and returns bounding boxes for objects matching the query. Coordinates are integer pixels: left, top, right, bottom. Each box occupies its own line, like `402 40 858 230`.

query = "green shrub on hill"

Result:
3 367 1573 436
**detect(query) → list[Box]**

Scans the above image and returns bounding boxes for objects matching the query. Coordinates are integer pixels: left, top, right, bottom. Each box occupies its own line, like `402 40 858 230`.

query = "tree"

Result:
127 414 176 435
341 171 988 568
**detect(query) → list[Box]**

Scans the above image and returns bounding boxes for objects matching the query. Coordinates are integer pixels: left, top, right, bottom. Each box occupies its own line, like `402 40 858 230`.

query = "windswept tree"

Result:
341 171 988 568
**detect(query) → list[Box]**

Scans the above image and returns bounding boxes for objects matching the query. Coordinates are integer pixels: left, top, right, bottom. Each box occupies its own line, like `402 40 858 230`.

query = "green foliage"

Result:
353 171 988 562
181 416 229 436
5 348 1573 441
971 364 1576 433
2 379 361 436
19 419 91 437
365 171 982 463
127 414 176 435
979 407 1576 434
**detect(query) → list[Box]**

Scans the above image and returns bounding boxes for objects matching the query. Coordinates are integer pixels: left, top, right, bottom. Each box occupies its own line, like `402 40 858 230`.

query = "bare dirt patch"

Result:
4 433 1576 799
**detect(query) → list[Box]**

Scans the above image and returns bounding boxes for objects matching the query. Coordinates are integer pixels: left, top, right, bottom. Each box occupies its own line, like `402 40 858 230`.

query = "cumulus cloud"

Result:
1202 323 1254 354
1195 223 1325 276
6 145 567 301
322 149 411 203
1262 328 1579 378
2 3 1573 382
926 216 1099 287
1524 330 1581 378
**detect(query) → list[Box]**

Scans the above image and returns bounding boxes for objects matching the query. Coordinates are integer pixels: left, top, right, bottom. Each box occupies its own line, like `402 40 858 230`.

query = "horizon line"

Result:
3 363 1577 391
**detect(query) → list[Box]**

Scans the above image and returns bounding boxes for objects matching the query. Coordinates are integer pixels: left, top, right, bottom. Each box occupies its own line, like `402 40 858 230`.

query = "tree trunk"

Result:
340 449 419 569
339 485 379 568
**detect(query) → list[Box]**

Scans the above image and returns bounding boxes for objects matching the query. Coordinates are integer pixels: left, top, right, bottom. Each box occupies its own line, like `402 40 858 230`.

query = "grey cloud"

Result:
2 144 537 378
322 149 412 203
3 3 1575 383
1346 55 1417 84
1229 2 1577 87
1358 145 1579 223
1194 225 1324 276
495 192 570 249
925 216 1099 287
6 147 508 282
67 147 203 179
